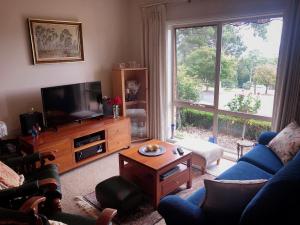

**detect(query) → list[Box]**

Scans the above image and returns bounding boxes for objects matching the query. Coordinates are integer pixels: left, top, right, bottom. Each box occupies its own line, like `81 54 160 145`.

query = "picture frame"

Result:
28 18 84 64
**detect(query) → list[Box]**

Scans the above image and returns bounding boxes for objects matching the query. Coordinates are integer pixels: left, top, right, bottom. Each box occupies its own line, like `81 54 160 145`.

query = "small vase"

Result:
113 105 119 119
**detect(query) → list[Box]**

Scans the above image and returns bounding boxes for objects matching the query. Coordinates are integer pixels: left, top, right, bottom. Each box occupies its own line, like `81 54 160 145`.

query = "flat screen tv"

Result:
41 81 103 128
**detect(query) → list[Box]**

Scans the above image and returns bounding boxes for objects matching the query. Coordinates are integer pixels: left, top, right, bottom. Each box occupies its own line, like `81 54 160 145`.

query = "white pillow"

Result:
268 121 300 164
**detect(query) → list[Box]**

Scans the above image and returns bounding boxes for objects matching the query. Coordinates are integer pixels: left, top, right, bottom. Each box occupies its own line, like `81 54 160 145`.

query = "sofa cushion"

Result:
202 179 267 225
216 161 273 181
268 121 300 164
238 144 283 174
240 154 300 225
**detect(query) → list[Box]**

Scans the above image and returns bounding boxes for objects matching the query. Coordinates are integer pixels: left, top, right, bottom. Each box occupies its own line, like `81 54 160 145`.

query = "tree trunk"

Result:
206 85 209 91
265 85 268 95
254 83 257 95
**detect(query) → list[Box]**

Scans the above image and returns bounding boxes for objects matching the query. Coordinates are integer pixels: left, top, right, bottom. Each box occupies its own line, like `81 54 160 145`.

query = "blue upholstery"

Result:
216 161 273 180
240 154 300 225
158 131 299 225
257 131 277 145
187 187 205 205
158 195 205 225
238 144 283 174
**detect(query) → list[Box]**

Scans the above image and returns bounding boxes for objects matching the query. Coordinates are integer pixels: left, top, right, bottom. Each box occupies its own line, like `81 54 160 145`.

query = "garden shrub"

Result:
178 108 271 140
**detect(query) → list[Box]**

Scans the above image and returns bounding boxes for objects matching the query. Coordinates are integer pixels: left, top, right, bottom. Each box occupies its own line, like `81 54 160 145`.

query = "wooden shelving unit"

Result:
112 68 149 142
19 117 131 173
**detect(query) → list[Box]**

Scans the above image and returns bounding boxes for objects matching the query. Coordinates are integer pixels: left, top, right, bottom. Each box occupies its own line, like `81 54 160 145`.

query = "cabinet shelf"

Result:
125 100 147 106
74 140 106 152
113 68 149 141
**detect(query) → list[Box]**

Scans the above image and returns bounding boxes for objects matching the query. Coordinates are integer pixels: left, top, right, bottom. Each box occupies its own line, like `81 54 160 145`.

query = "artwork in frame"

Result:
28 18 84 64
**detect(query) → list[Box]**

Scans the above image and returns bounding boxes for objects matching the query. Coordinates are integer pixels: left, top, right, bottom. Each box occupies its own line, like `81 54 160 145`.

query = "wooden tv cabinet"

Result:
19 117 131 173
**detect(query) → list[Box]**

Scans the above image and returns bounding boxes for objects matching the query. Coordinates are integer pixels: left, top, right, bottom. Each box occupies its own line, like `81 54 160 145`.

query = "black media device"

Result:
75 144 105 162
74 132 103 148
41 81 103 128
19 112 44 136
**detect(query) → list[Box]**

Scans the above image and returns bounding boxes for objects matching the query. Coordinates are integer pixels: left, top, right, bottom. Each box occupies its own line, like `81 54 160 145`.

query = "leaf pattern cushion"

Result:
0 161 24 189
268 121 300 164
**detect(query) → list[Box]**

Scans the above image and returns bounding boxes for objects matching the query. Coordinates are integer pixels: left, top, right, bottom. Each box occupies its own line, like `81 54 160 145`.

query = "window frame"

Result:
171 15 282 138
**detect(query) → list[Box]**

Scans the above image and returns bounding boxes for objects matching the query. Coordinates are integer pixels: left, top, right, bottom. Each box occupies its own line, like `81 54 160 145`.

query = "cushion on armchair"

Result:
0 161 24 189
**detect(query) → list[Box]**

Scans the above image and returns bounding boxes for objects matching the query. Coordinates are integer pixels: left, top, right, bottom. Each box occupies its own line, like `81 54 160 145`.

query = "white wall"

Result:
0 0 130 135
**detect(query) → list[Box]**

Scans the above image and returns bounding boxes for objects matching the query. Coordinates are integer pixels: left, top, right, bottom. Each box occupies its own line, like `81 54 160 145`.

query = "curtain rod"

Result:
141 0 191 8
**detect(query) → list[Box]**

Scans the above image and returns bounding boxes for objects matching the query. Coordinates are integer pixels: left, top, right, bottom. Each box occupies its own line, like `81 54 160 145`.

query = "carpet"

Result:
75 169 214 225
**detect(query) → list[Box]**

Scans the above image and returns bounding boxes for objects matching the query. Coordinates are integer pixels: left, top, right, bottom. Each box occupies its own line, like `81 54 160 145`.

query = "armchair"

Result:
0 196 118 225
0 152 62 211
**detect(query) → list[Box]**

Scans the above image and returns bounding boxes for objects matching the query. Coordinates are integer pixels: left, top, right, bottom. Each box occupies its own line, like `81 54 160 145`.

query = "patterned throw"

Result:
268 121 300 164
0 161 24 189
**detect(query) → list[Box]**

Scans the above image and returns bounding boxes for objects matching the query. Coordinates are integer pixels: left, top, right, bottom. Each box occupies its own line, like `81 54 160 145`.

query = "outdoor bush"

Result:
178 108 271 140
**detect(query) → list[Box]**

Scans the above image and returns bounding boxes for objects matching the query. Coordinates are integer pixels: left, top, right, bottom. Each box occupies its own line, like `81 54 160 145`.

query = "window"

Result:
171 17 283 155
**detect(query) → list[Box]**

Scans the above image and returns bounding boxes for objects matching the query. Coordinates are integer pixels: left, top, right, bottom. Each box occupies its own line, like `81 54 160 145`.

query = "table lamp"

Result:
0 121 8 140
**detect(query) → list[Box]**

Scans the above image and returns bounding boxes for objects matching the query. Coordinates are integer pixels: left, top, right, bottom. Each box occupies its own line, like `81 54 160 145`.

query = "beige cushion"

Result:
0 161 24 190
268 121 300 164
202 179 267 213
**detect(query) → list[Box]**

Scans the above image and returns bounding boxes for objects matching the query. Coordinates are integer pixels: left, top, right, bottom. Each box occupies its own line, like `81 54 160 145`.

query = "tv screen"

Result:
41 81 103 128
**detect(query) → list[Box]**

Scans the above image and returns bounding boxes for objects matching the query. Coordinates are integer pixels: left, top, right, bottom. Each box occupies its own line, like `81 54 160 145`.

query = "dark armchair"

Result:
0 196 117 225
0 151 62 211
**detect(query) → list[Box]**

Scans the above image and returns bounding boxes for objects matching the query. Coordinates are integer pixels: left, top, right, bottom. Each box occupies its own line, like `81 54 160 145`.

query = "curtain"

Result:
142 5 167 140
272 0 300 131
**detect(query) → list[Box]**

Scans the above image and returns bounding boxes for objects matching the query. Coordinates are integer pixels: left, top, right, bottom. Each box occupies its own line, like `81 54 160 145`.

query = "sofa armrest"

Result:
158 195 205 225
258 132 278 145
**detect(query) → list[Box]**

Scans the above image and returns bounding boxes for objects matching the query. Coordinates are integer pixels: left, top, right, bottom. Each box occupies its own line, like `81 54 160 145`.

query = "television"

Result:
41 81 103 128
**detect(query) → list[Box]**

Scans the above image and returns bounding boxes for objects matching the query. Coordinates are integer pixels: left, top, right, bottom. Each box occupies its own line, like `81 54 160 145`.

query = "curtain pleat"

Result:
272 0 300 131
142 5 167 140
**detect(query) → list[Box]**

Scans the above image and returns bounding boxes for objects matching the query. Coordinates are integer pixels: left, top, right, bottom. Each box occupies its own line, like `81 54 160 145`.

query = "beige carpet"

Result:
60 152 234 224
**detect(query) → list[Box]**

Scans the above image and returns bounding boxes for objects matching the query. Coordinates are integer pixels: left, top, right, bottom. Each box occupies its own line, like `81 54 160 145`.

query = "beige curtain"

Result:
142 5 167 140
272 0 300 131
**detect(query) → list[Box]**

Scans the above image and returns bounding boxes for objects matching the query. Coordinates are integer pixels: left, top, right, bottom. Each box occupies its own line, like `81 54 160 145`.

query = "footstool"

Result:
95 176 143 214
177 138 224 173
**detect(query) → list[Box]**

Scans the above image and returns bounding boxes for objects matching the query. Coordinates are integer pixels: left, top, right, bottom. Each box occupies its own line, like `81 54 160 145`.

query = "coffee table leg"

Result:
187 158 192 189
154 173 161 208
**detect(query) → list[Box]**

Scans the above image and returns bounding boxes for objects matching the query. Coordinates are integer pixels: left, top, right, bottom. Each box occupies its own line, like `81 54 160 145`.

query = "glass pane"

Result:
175 26 217 105
217 114 271 153
174 107 213 140
219 18 283 117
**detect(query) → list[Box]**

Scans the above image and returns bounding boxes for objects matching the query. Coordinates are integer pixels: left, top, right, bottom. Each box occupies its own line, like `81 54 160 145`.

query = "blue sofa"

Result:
158 132 300 225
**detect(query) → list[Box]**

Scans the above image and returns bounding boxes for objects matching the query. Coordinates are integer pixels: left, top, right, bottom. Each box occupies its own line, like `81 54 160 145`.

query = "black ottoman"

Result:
95 176 143 214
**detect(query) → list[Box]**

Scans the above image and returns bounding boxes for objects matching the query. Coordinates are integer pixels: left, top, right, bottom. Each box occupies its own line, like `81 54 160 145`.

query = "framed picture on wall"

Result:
28 18 84 64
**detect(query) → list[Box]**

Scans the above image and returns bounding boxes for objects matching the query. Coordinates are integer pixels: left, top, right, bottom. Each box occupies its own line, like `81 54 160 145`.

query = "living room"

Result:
1 0 300 224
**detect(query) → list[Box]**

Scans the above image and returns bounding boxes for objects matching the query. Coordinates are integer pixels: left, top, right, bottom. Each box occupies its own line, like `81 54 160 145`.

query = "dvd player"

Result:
74 133 102 148
75 144 105 162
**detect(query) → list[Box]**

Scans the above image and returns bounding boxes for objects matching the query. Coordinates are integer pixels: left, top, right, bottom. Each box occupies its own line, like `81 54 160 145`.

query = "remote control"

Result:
177 147 184 155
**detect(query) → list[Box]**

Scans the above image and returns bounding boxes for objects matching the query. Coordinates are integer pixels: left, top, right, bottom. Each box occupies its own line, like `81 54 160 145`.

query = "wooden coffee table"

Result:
119 139 192 207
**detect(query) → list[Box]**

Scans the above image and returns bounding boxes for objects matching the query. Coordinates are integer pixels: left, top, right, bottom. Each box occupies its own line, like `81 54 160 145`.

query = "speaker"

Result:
19 112 44 136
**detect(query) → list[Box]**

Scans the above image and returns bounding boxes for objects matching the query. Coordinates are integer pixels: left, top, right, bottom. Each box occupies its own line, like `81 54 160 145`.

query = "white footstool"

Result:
177 138 224 173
